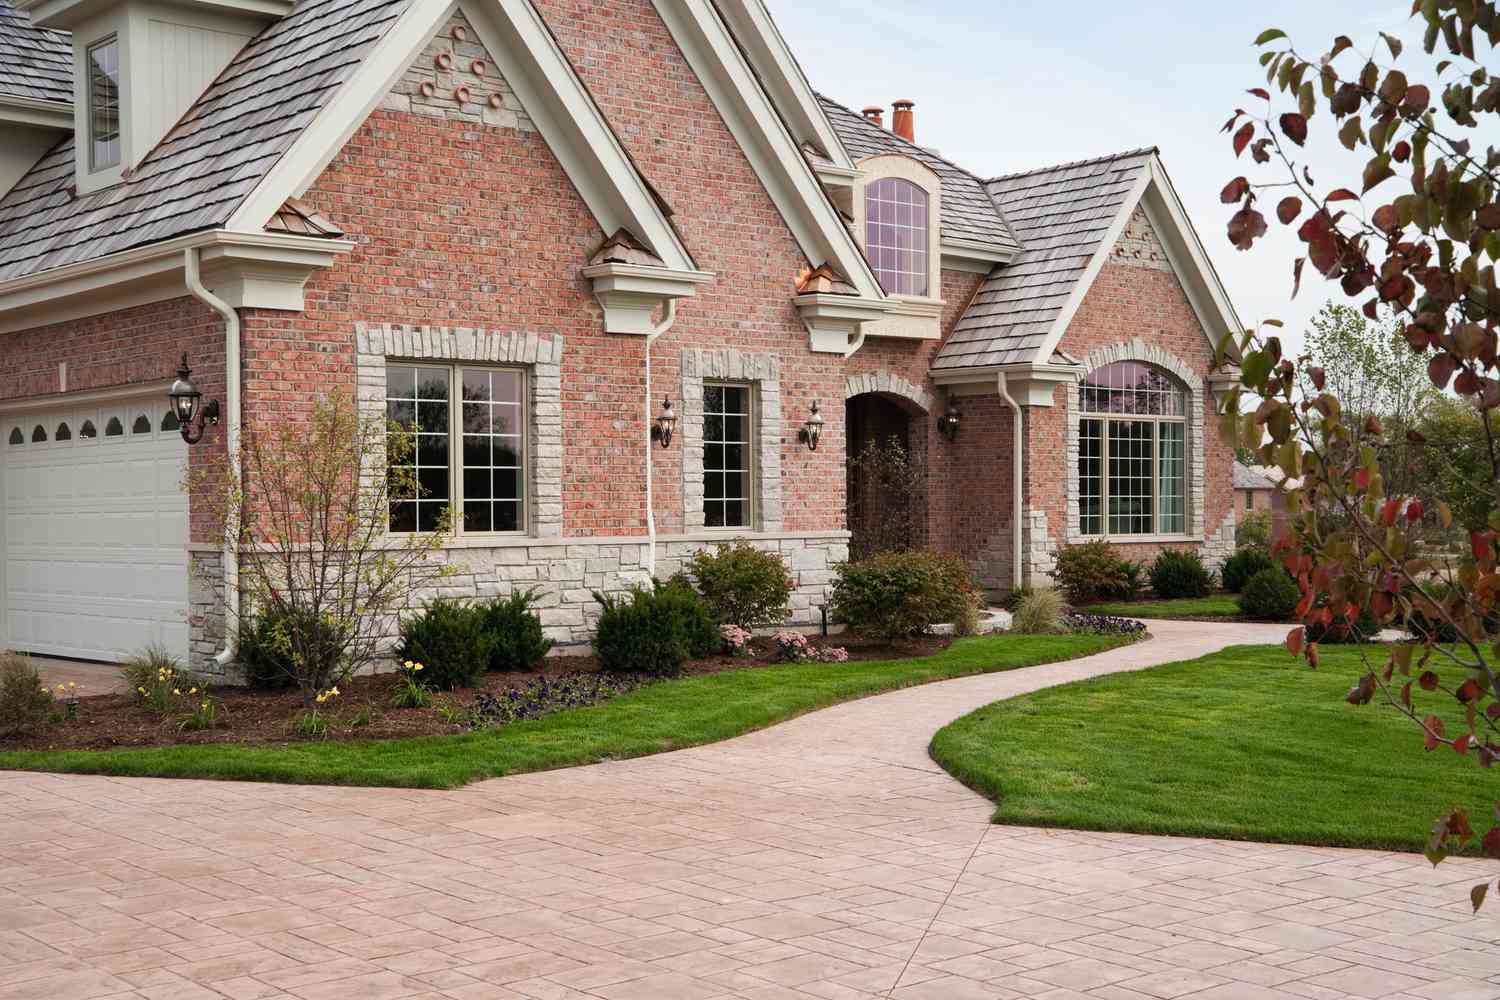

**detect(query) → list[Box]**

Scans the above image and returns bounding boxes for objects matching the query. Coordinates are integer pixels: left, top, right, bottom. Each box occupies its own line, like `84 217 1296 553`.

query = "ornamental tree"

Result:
1220 2 1500 905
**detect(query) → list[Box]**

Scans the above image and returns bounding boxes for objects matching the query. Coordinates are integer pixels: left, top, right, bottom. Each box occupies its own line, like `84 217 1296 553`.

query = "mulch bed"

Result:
2 634 948 753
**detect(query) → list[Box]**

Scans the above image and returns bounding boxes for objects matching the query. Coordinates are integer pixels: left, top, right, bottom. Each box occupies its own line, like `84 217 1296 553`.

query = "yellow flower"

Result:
412 663 423 672
137 687 146 695
55 684 64 692
404 660 414 669
67 682 76 691
173 688 181 696
188 687 197 695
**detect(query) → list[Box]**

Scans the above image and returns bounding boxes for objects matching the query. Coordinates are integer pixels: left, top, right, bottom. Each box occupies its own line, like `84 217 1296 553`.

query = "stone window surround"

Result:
355 323 564 540
852 153 943 306
681 348 783 533
1064 339 1205 545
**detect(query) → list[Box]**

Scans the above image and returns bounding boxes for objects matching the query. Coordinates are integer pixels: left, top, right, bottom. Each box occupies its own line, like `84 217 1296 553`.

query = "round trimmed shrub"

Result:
1221 548 1275 594
593 580 718 677
397 598 496 690
1149 549 1213 599
1238 567 1300 621
685 542 793 629
1306 604 1381 644
479 588 554 673
1051 540 1137 604
830 550 976 642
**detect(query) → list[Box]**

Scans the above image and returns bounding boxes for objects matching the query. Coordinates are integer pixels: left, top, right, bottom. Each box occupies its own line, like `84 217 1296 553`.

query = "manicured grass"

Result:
1085 594 1251 619
0 633 1126 789
931 643 1494 852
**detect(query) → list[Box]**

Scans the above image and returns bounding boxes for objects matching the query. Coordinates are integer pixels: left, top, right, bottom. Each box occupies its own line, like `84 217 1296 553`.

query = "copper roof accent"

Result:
795 263 857 295
589 228 665 267
265 197 344 238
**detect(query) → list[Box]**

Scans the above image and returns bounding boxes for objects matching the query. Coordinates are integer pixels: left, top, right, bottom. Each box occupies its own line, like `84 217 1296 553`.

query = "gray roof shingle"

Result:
0 0 70 106
0 0 408 283
1234 462 1277 491
818 96 1019 255
933 148 1155 370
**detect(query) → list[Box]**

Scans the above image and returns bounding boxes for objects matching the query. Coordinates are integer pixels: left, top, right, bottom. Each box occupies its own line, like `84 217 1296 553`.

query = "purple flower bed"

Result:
1064 613 1147 638
467 672 648 728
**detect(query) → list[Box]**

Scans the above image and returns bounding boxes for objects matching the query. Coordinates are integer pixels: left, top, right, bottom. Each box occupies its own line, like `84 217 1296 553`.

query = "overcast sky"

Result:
767 1 1419 355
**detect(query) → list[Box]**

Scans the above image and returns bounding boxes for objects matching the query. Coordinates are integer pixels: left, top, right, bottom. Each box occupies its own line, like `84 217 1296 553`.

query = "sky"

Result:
766 0 1419 356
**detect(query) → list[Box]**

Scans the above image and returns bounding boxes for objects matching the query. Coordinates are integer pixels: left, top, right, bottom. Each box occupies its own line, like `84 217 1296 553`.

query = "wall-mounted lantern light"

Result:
650 397 677 448
167 352 221 445
937 396 962 442
797 400 824 451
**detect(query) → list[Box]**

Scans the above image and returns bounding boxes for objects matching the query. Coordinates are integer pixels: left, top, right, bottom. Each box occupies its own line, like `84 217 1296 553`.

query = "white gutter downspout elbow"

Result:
643 300 678 581
997 372 1024 592
184 248 241 669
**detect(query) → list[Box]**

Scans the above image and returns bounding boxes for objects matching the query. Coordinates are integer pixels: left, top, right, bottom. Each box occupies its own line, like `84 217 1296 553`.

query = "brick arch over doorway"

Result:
845 373 931 560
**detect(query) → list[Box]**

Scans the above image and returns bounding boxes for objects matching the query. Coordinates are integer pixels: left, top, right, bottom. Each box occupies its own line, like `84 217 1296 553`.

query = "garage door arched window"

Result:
104 417 124 437
161 410 179 432
80 420 97 439
131 414 151 435
1078 361 1188 537
31 425 46 443
8 428 22 446
55 422 71 441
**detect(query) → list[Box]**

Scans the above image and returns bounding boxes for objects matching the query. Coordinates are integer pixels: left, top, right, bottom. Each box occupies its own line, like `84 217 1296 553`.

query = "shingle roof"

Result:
818 96 1019 255
0 0 70 106
1235 462 1278 491
0 0 409 283
933 148 1155 370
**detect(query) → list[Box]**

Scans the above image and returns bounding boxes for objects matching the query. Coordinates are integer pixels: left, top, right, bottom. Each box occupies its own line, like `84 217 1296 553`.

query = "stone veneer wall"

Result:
188 548 226 676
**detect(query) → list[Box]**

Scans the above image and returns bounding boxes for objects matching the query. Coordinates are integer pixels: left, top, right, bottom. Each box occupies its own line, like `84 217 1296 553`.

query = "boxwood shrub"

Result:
685 542 793 629
1051 541 1137 604
831 550 975 642
397 598 496 690
1220 547 1276 594
479 588 554 673
593 579 719 678
1149 549 1213 599
1238 567 1300 621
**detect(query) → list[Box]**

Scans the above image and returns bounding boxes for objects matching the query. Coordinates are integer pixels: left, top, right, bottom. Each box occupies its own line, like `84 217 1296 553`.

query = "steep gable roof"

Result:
0 0 69 106
819 95 1019 255
0 0 409 283
934 148 1153 370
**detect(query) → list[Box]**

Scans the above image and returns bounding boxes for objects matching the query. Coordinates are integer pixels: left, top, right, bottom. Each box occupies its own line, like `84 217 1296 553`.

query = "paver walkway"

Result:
4 620 1500 1000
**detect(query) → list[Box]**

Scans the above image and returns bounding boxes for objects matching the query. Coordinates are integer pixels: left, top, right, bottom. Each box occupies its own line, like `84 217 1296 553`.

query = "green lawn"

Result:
0 633 1125 789
930 644 1494 852
1085 594 1250 619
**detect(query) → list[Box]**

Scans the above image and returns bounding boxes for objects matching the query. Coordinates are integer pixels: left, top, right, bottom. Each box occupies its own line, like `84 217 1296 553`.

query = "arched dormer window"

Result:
1078 361 1188 537
865 177 929 296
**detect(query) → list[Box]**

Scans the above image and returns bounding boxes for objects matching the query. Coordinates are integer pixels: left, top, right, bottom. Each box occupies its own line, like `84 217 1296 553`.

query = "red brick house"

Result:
0 0 1244 672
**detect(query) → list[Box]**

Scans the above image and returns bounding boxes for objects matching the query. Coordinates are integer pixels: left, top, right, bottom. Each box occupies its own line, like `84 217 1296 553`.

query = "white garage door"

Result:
0 395 190 663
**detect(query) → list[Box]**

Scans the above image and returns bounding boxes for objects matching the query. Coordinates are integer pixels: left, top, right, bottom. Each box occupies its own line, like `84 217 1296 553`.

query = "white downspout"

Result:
184 248 241 669
997 372 1024 591
643 300 678 580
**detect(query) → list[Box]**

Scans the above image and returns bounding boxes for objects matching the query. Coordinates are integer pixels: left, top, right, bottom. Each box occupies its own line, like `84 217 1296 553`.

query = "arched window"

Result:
7 428 22 446
865 177 929 296
104 417 124 437
1078 361 1188 536
31 425 47 443
131 414 151 435
55 422 71 441
161 410 180 432
80 420 98 439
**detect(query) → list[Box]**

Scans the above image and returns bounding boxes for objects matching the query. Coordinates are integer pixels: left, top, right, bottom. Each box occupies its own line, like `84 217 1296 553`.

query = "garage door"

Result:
0 395 190 663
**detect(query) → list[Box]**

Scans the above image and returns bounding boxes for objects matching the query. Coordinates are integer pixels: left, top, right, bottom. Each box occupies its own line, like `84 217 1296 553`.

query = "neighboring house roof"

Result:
0 0 409 283
1234 461 1277 491
0 0 70 106
819 95 1019 255
934 148 1155 370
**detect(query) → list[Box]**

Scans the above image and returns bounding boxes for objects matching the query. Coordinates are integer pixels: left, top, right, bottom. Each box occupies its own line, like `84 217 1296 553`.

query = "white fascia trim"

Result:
465 0 696 271
941 237 1013 272
0 378 172 414
0 230 352 332
1144 156 1245 363
652 0 885 300
0 94 72 130
1028 165 1155 366
931 361 1080 406
226 0 461 234
713 0 854 170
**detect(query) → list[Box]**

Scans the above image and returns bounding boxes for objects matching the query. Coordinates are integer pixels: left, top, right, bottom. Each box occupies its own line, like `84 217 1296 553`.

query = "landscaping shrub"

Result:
1000 586 1033 613
830 550 975 642
478 588 554 673
0 654 52 737
1236 509 1272 550
593 580 719 677
120 645 202 696
1405 582 1500 644
397 598 496 690
1238 567 1300 621
1064 613 1148 638
1051 541 1137 604
953 593 983 637
685 542 793 629
235 607 343 690
1221 547 1276 593
659 576 721 658
1011 588 1067 635
1306 604 1382 644
1149 549 1214 599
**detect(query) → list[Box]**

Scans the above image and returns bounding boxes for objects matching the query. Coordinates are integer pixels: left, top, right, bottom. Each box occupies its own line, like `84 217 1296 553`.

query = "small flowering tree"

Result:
1221 3 1500 906
194 396 451 705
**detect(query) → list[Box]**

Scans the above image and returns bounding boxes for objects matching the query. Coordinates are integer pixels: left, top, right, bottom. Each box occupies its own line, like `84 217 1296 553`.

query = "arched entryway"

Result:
845 378 930 561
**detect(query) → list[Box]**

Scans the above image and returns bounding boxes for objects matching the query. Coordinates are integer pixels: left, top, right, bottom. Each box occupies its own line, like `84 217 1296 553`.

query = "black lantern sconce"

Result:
797 400 824 451
167 352 221 445
937 396 962 442
650 397 677 448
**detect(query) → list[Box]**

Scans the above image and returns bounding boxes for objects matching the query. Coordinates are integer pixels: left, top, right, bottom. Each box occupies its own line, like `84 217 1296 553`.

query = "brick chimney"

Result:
892 100 915 142
861 106 884 128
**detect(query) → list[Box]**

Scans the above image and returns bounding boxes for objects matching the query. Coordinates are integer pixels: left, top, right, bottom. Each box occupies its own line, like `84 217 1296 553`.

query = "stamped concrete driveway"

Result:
4 620 1500 1000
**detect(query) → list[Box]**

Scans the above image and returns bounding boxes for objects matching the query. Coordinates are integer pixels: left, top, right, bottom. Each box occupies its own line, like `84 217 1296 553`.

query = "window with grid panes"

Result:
386 364 525 534
703 383 753 529
865 177 930 297
1077 361 1187 536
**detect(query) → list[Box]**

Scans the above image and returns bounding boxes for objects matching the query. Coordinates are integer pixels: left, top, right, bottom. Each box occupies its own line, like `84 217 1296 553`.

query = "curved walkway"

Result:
4 621 1499 1000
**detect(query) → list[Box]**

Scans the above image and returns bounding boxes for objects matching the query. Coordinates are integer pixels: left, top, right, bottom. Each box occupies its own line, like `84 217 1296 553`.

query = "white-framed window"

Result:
865 177 930 296
1245 490 1254 512
385 362 527 535
703 382 754 530
1078 361 1188 537
86 36 121 172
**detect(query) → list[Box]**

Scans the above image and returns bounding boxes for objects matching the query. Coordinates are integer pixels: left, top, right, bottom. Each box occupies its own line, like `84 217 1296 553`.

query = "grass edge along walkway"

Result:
1084 594 1254 620
0 632 1128 789
930 642 1490 853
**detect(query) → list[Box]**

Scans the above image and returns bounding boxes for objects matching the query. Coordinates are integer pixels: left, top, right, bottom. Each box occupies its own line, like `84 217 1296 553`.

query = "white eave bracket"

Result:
1208 365 1242 401
931 363 1081 406
582 263 715 335
795 293 893 355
